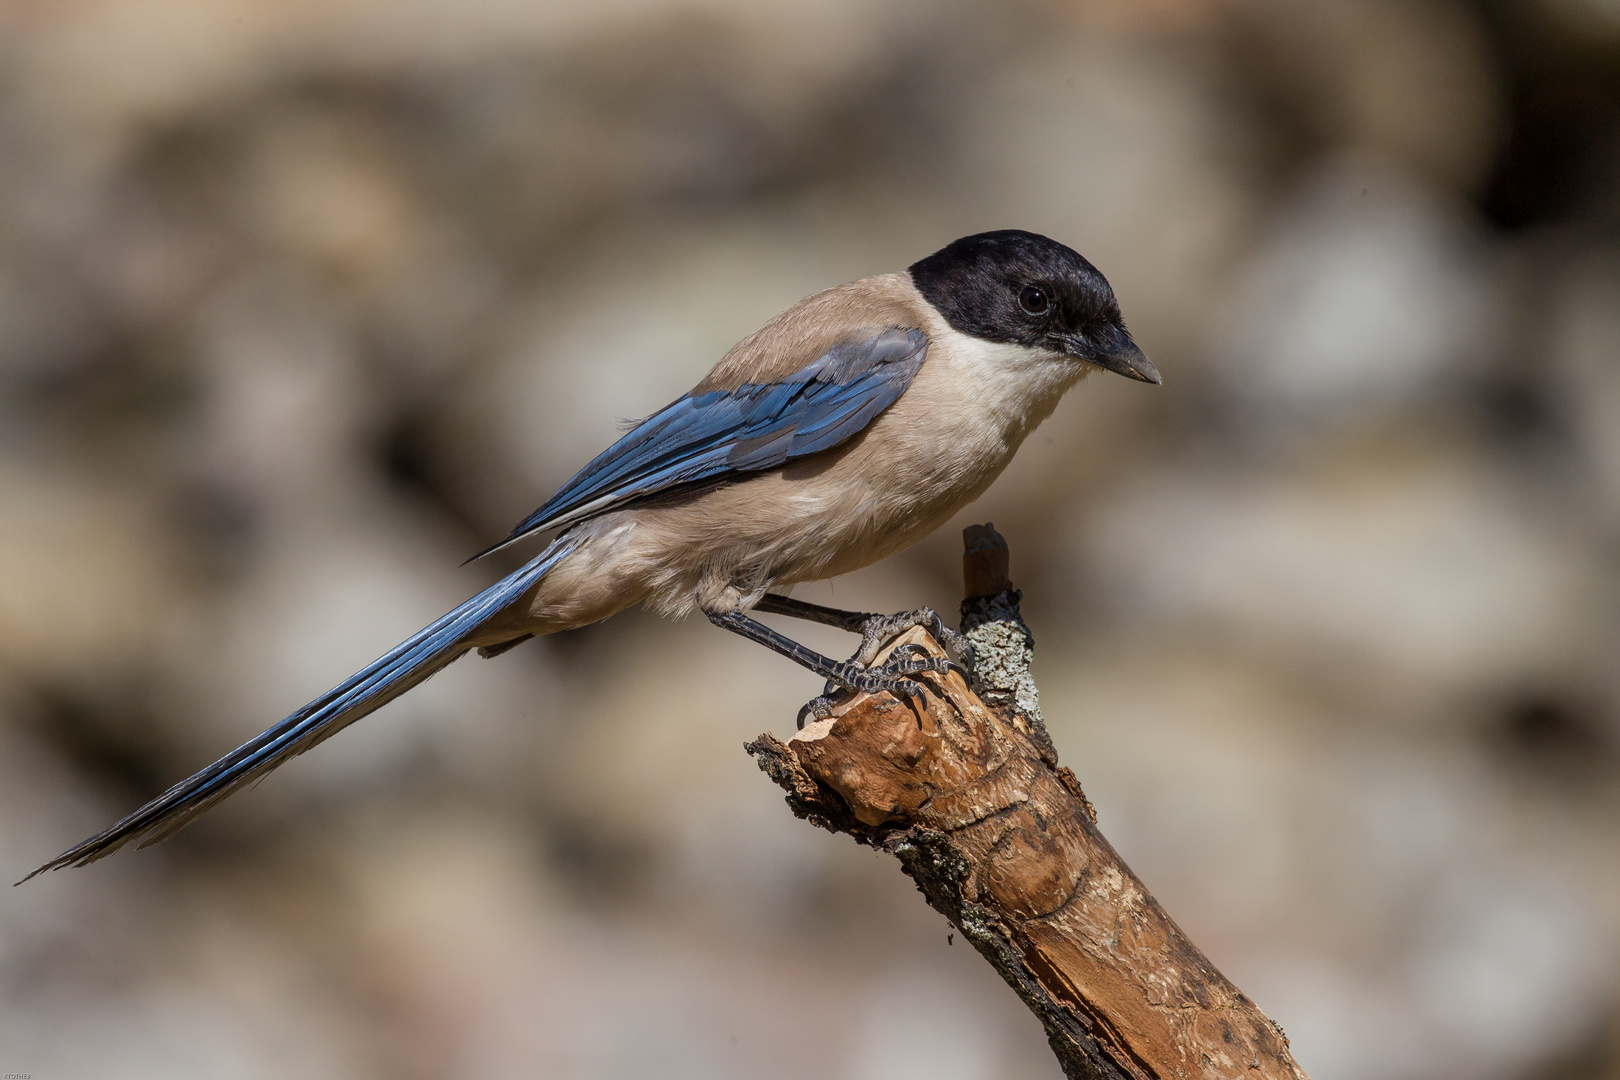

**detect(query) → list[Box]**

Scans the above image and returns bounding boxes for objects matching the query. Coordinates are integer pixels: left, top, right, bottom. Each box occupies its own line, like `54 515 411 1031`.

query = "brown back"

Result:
693 272 932 393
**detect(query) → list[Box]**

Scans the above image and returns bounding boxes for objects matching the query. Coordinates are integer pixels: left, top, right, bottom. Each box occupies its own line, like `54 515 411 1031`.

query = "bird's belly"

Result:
629 415 1016 608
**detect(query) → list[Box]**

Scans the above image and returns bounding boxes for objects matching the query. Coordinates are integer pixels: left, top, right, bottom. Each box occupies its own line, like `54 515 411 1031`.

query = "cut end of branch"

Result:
963 522 1013 599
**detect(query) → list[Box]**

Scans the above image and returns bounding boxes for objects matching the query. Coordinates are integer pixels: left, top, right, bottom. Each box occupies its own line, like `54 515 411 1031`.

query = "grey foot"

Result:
797 644 967 728
853 608 976 672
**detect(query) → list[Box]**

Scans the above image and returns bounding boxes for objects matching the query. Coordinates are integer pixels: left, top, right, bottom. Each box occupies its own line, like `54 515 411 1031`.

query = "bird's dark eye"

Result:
1018 285 1049 315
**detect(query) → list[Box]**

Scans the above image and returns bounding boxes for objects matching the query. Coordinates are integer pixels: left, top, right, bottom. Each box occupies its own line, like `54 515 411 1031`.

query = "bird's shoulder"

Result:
693 272 931 394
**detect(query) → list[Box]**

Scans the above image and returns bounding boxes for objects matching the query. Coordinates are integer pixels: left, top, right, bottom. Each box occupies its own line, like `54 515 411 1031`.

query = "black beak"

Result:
1078 329 1160 384
1092 338 1161 384
1061 326 1161 384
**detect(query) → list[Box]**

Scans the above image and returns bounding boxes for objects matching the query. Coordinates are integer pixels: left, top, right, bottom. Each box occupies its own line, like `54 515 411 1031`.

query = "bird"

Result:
25 229 1158 881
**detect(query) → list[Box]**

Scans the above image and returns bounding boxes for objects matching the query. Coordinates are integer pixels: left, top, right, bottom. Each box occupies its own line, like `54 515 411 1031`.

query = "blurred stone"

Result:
0 715 123 964
1550 251 1620 533
849 970 1013 1080
0 458 185 684
1073 444 1603 705
1526 0 1620 39
1214 154 1498 434
242 109 429 297
1224 0 1502 193
190 267 376 504
0 259 109 386
1 908 361 1080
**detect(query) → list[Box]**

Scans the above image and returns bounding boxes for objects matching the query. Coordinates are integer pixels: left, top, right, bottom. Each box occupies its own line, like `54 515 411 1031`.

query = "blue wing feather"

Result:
476 327 927 558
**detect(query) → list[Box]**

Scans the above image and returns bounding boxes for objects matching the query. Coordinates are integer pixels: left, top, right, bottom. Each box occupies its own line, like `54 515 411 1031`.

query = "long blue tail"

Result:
21 536 579 882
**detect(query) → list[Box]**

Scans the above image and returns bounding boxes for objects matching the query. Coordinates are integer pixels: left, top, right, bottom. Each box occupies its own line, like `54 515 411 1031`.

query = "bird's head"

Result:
908 230 1160 384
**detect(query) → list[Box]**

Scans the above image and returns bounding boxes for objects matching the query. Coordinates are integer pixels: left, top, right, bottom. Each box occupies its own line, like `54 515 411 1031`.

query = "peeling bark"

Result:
746 525 1310 1080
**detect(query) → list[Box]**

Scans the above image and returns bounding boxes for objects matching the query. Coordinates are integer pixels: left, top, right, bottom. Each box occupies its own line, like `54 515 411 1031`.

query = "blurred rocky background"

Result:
1 0 1618 1076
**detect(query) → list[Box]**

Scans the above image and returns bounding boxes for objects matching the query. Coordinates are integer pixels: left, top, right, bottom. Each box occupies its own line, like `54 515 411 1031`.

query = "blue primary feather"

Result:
22 537 580 880
473 327 928 558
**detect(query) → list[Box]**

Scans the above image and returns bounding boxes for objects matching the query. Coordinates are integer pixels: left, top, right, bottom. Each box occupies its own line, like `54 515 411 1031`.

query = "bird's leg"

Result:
706 609 965 727
754 593 976 671
751 593 873 633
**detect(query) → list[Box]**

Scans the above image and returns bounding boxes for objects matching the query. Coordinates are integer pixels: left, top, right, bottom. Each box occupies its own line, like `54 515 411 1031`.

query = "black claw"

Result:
797 695 839 729
941 633 975 667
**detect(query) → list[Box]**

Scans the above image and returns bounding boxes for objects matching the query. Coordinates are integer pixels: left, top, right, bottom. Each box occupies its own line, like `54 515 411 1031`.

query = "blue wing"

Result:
473 326 928 559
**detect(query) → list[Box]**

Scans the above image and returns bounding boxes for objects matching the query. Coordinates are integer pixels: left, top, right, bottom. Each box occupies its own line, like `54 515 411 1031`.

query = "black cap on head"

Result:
909 230 1160 384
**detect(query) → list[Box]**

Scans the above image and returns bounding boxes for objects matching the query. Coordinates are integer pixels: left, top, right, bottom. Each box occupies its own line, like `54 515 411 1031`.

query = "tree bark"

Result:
746 525 1310 1080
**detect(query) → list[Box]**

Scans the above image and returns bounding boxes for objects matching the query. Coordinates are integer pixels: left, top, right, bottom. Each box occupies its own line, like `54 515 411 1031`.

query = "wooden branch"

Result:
746 525 1310 1080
